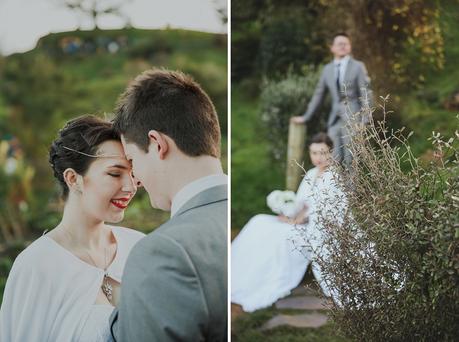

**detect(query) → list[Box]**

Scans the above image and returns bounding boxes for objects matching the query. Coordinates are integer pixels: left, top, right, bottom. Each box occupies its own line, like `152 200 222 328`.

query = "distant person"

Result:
231 133 346 312
0 115 144 342
292 33 372 166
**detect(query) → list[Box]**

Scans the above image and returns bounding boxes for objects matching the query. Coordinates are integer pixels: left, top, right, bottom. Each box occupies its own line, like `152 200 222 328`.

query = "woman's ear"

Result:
63 168 82 194
148 130 169 160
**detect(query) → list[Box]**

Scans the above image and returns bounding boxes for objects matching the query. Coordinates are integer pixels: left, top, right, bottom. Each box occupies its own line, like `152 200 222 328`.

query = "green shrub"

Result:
259 68 323 161
231 89 284 229
127 36 173 59
314 100 459 341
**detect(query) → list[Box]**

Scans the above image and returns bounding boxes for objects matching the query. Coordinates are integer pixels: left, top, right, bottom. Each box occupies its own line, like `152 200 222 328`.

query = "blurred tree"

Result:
0 141 34 243
213 0 227 25
232 0 446 93
231 0 263 82
258 7 328 79
54 0 132 29
232 0 328 82
0 53 77 197
311 0 444 92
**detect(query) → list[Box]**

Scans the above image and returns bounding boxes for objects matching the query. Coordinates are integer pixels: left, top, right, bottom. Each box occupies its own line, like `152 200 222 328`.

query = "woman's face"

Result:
79 140 137 223
309 142 331 169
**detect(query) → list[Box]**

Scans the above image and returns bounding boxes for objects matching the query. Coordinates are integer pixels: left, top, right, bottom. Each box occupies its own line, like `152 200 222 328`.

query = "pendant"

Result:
102 274 113 302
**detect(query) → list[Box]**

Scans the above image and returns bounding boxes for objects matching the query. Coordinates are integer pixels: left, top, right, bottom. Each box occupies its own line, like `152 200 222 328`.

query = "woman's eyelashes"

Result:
108 173 121 178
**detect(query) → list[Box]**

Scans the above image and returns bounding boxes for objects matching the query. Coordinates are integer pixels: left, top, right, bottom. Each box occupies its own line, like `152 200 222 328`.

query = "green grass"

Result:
231 87 284 229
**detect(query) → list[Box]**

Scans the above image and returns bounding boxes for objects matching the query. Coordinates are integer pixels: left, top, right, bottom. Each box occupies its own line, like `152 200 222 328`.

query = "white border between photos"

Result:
227 0 232 339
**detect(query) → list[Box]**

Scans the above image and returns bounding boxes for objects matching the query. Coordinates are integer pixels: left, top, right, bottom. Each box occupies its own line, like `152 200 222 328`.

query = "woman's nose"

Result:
122 174 141 192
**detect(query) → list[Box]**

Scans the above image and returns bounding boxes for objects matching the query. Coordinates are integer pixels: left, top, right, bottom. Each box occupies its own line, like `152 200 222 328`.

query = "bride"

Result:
0 115 145 341
231 132 344 312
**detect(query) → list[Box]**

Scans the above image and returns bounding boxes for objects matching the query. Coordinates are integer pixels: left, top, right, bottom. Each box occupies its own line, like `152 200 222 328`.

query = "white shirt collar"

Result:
171 174 228 217
334 54 350 66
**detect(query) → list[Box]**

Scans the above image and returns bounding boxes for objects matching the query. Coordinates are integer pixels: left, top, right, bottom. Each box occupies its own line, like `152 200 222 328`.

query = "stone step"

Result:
275 295 331 310
290 285 319 297
260 313 328 330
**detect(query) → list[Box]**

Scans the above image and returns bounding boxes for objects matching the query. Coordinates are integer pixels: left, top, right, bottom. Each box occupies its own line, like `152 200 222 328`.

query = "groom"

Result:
292 32 372 166
110 69 227 341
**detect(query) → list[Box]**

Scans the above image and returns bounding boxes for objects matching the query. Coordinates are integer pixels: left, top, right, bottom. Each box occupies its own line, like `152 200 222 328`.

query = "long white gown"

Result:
231 167 344 312
0 226 145 342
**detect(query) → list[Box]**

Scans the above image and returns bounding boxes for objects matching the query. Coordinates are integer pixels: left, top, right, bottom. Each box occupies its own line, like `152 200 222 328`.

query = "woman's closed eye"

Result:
108 173 121 178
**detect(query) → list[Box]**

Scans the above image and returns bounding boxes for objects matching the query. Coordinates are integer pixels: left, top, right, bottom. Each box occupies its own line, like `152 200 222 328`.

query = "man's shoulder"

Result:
322 61 334 72
133 202 226 257
166 204 225 241
349 57 367 70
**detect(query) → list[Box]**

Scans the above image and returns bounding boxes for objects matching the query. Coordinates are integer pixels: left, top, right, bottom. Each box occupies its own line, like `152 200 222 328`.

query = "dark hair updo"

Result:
309 132 334 150
49 115 120 199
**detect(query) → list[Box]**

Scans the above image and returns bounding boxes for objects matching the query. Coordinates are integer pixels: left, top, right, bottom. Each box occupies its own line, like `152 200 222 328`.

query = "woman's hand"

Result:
290 205 308 225
278 215 290 223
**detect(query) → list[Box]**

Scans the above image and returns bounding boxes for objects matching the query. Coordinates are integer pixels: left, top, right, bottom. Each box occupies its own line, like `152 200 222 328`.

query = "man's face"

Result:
330 35 351 58
121 135 171 211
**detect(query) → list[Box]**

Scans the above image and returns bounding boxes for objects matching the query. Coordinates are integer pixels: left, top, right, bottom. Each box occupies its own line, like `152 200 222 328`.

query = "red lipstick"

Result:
110 197 130 209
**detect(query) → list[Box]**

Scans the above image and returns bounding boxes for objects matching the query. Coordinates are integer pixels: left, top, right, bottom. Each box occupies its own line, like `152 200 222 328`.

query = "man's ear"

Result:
63 168 82 194
148 130 169 160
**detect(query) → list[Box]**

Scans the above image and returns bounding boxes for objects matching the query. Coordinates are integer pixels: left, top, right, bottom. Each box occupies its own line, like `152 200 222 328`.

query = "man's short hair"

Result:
331 32 350 44
113 69 221 158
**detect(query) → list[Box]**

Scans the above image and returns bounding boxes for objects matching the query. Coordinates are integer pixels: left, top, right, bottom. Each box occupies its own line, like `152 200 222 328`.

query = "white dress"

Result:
0 226 145 342
231 167 345 312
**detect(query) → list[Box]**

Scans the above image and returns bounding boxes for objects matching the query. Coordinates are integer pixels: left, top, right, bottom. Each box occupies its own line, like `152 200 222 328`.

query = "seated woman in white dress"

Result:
0 115 146 342
231 133 344 312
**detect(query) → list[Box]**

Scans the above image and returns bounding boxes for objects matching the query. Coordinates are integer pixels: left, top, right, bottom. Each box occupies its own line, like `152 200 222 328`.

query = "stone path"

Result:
260 312 328 330
260 283 330 331
231 273 332 331
275 295 329 310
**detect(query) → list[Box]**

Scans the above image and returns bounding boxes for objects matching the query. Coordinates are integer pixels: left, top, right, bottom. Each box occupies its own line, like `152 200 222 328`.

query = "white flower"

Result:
267 190 296 216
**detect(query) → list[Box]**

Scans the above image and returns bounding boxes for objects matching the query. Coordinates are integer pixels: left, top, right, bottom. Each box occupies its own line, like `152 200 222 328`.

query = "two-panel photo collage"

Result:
0 0 458 341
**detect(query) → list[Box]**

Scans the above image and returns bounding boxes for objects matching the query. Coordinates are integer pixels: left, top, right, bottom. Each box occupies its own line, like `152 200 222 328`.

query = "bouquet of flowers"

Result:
266 190 297 217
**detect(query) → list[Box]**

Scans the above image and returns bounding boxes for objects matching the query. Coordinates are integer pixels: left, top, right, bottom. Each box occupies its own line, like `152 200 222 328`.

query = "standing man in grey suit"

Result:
110 69 227 341
292 32 372 165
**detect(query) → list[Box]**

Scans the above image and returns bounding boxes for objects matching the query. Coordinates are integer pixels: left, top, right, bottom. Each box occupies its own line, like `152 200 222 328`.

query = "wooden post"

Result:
286 120 306 191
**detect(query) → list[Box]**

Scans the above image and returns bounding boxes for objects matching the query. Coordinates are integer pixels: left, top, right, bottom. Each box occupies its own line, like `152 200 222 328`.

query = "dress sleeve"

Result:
323 171 347 224
293 170 314 216
110 233 208 342
0 253 52 342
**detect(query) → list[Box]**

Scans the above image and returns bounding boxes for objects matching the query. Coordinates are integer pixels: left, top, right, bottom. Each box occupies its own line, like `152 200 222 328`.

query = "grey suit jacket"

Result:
110 185 227 342
302 57 372 126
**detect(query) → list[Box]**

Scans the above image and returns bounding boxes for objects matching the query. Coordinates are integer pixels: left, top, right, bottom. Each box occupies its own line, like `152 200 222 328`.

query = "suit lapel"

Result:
343 57 354 85
175 185 227 217
325 62 338 98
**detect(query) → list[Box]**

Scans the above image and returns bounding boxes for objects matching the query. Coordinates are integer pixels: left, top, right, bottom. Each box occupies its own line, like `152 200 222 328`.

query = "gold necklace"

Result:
62 227 114 303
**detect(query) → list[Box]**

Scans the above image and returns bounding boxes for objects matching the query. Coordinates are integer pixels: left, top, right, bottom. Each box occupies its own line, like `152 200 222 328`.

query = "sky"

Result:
0 0 227 55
